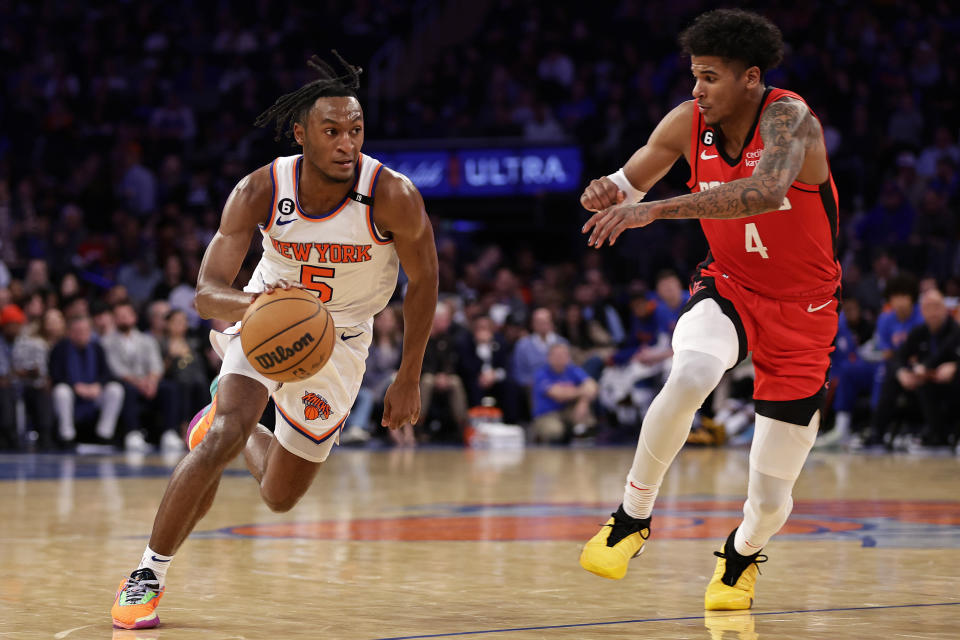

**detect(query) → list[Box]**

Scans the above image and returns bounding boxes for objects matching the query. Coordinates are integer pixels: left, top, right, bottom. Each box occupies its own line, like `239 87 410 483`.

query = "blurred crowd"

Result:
1 1 958 452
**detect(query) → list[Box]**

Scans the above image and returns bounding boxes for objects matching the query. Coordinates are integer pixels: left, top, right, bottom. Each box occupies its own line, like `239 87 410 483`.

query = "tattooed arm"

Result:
583 98 821 247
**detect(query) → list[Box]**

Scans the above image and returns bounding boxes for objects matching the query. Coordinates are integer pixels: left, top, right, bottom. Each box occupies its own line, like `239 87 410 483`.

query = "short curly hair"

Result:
679 9 784 74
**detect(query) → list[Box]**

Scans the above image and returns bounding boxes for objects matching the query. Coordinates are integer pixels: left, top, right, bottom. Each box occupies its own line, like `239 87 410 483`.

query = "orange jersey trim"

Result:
294 155 363 222
275 401 347 444
365 163 393 245
261 159 280 231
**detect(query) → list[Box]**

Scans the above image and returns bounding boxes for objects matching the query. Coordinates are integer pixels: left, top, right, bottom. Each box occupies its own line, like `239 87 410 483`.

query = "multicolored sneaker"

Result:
704 529 768 610
186 376 219 451
579 505 651 579
111 568 164 629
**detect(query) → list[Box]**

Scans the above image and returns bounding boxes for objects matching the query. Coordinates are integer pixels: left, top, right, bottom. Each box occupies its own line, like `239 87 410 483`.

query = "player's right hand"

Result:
253 279 304 299
580 176 626 212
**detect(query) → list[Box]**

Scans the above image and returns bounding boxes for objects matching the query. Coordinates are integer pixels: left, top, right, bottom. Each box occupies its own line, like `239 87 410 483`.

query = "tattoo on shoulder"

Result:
648 99 820 222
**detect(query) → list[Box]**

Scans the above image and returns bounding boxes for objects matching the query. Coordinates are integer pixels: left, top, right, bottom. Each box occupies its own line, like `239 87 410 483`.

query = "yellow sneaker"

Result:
703 611 758 640
579 505 650 580
186 377 219 451
111 568 164 629
704 530 767 611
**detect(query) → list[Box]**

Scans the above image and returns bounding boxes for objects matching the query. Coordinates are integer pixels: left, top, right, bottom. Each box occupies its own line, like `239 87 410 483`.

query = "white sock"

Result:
138 546 173 588
832 411 851 438
734 527 766 556
622 475 658 519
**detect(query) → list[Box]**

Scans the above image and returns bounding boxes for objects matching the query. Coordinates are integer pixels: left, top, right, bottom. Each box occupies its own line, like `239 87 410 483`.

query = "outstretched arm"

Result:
584 98 820 247
579 101 689 212
372 170 439 429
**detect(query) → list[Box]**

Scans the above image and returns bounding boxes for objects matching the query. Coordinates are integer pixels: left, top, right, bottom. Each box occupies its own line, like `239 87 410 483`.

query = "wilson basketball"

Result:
240 287 334 383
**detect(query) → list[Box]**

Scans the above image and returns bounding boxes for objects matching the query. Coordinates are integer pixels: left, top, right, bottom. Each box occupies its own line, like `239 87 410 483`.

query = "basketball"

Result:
240 287 335 383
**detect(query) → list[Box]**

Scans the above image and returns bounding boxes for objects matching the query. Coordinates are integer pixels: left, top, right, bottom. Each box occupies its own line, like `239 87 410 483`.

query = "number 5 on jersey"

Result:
301 265 335 302
745 222 769 259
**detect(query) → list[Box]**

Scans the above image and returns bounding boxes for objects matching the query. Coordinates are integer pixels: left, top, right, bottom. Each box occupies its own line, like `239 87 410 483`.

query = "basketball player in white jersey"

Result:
111 53 439 630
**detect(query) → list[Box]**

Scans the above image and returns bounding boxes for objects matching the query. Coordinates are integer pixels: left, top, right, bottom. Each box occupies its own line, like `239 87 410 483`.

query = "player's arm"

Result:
372 170 439 429
584 98 819 247
195 166 273 323
580 102 689 212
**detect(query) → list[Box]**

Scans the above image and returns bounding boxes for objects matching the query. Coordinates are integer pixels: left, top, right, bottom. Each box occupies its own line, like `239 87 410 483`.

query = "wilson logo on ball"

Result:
302 392 332 421
253 332 315 370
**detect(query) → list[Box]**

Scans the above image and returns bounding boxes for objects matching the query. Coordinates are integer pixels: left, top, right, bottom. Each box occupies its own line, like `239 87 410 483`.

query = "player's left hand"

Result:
582 202 656 248
381 378 421 429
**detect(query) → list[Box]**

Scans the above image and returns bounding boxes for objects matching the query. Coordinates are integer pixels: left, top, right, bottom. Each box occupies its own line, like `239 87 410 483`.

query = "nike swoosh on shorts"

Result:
806 300 833 312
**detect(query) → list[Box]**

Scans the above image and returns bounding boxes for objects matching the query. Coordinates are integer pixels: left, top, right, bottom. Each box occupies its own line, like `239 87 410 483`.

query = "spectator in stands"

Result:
90 300 115 340
531 342 598 443
918 126 960 179
868 275 924 401
50 315 125 445
146 299 171 341
7 304 55 450
599 286 673 427
100 302 168 451
159 309 207 449
558 300 613 380
419 301 469 443
342 306 403 446
458 315 516 420
42 309 66 345
652 270 689 339
512 307 568 418
116 252 163 307
0 306 18 449
871 290 960 449
816 297 878 448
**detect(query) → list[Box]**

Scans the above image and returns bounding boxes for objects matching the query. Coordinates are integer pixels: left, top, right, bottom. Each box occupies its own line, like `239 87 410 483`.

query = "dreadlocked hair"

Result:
254 51 363 142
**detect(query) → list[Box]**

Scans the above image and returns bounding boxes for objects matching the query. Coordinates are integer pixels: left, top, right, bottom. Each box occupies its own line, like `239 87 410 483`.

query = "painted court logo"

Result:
211 499 960 547
302 392 332 421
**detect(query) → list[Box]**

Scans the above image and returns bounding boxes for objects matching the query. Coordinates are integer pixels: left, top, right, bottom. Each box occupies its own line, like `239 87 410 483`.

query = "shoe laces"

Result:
122 568 160 602
605 509 651 547
714 549 768 587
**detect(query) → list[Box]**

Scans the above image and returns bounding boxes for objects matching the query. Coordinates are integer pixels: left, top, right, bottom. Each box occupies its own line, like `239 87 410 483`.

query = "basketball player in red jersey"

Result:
578 10 840 610
111 54 438 629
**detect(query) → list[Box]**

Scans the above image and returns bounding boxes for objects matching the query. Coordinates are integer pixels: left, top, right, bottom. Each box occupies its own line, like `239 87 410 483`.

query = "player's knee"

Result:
260 487 303 513
665 353 724 401
195 409 254 462
750 493 790 517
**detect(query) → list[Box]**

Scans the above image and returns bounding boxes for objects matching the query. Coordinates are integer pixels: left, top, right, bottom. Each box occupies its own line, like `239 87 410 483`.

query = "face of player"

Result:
690 56 762 126
295 96 364 184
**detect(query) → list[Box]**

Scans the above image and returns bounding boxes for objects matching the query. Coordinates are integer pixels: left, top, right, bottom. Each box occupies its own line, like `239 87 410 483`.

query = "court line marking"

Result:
373 601 960 639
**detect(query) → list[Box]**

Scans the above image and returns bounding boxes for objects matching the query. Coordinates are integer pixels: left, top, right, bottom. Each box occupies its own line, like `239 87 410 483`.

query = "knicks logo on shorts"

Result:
302 392 332 421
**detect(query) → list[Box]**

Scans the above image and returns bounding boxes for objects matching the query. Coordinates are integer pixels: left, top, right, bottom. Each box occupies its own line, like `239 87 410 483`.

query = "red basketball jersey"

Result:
686 87 841 301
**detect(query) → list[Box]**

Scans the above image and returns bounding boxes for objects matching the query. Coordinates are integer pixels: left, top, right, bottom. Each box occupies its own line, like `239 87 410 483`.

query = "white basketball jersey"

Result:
244 153 399 327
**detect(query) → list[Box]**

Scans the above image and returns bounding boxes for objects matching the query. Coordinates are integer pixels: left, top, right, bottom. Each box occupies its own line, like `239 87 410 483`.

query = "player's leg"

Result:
705 410 819 610
706 291 834 611
246 429 322 512
112 331 278 630
580 295 742 579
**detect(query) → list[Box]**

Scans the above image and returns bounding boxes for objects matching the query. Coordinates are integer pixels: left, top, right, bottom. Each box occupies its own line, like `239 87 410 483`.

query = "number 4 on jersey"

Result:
744 222 769 259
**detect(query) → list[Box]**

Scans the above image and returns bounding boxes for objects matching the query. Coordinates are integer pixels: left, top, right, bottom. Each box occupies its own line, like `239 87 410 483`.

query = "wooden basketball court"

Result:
1 446 958 639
